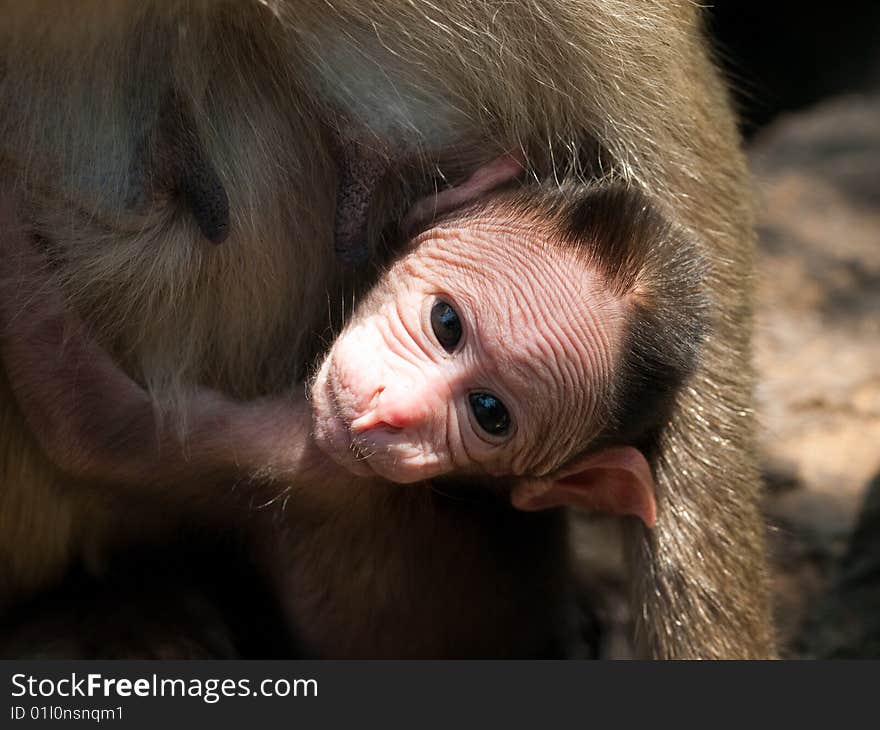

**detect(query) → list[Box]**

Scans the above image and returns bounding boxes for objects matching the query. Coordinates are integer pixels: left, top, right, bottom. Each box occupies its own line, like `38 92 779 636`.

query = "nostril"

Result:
376 397 429 430
375 417 407 431
348 387 388 434
350 408 405 434
368 386 384 410
350 410 381 433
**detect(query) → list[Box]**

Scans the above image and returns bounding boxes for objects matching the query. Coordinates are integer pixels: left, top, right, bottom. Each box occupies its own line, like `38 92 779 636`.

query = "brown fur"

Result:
0 0 773 657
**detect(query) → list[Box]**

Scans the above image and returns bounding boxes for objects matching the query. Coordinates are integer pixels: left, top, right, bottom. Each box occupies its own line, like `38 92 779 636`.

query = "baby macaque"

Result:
312 183 708 525
0 173 706 528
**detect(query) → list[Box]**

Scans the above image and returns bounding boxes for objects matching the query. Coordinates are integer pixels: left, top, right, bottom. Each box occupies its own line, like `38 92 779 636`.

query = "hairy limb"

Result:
0 193 338 492
629 386 776 659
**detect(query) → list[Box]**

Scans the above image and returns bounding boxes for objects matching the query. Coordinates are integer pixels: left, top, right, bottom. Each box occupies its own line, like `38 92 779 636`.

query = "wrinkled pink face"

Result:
310 217 627 484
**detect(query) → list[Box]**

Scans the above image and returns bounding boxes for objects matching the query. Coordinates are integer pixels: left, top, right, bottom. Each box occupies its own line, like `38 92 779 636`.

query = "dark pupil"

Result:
430 300 462 352
469 392 510 436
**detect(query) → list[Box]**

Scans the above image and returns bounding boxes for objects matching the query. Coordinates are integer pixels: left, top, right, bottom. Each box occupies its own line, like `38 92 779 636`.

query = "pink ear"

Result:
402 152 525 235
510 447 657 528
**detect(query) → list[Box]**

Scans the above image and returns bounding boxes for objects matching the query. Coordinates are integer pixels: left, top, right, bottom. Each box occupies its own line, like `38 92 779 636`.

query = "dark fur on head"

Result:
557 183 709 453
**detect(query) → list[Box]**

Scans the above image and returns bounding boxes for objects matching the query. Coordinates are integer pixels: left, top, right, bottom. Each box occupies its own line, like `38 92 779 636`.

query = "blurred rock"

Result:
805 472 880 658
750 93 880 656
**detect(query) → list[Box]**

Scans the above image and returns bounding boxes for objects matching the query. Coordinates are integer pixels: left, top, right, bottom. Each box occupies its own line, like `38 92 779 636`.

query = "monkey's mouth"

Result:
311 357 451 484
311 358 377 477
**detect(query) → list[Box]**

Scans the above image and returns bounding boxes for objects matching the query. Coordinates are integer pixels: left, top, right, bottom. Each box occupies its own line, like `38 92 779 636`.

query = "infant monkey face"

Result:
310 219 620 484
311 285 514 483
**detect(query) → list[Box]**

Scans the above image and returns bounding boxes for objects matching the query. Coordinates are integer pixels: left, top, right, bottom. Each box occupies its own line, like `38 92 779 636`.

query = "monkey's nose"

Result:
350 387 431 433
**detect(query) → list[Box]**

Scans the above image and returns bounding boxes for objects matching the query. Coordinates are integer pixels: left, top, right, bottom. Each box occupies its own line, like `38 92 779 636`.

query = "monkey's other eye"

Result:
430 300 462 352
468 392 511 437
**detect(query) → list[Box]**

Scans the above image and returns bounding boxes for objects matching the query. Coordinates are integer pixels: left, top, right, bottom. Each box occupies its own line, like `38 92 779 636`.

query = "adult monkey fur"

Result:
0 1 774 657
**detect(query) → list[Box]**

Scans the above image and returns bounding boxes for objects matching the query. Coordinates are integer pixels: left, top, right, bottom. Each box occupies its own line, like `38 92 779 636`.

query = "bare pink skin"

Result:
511 447 657 527
0 158 657 526
401 153 525 237
310 216 628 484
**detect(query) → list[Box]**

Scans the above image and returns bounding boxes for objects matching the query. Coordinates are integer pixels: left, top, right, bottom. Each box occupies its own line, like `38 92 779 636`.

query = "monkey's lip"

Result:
347 424 454 483
312 361 376 478
314 358 452 483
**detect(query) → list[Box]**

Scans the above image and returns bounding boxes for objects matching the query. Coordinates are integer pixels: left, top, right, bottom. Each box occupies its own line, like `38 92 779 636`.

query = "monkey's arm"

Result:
336 128 525 264
0 195 336 492
401 153 525 237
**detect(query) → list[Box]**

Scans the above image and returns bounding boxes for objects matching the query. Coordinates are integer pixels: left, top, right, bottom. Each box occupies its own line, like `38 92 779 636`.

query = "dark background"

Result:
709 1 880 135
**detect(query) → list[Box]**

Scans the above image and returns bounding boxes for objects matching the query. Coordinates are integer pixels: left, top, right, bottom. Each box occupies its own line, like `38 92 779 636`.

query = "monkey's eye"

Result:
430 300 462 352
468 392 511 437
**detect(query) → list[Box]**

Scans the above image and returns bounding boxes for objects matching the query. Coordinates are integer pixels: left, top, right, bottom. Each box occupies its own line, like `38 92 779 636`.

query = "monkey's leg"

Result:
627 379 776 658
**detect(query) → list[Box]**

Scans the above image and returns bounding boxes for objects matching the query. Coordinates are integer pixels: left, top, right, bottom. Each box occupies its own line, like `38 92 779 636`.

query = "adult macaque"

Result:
0 0 774 658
